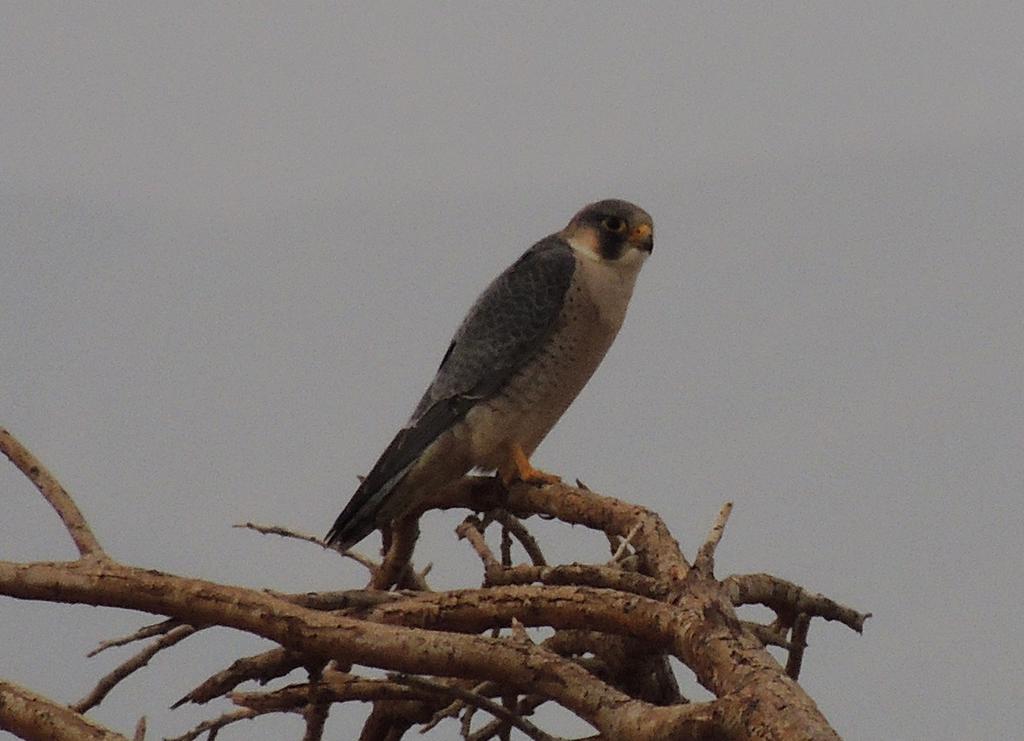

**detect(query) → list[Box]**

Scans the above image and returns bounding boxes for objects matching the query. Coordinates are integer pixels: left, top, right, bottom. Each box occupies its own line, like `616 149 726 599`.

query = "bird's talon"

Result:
499 444 560 487
523 470 562 486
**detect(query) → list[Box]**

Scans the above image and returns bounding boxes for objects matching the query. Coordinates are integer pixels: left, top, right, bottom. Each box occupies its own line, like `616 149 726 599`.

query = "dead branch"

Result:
487 509 547 566
388 674 557 741
372 515 425 590
230 671 437 710
74 624 197 712
0 428 106 559
693 501 733 576
483 562 664 598
0 557 733 739
164 707 264 741
786 613 813 679
722 573 870 632
422 475 693 583
0 427 867 740
88 618 182 657
0 679 127 741
237 521 382 574
174 647 306 708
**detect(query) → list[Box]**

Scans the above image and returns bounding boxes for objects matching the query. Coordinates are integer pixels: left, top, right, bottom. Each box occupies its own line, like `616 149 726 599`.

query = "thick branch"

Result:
483 563 664 599
0 679 127 741
0 559 696 739
1 436 857 741
422 476 692 583
722 573 869 632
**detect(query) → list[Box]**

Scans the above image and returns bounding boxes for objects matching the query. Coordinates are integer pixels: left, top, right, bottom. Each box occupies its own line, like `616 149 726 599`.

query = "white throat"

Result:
566 236 647 329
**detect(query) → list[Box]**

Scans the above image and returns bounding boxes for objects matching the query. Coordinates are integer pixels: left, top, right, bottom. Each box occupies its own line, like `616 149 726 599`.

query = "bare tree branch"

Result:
786 613 812 679
371 515 424 591
456 515 500 570
722 573 870 632
1 429 866 740
0 428 106 559
74 624 197 712
388 674 557 741
164 708 263 741
693 501 733 576
0 679 128 741
483 562 664 598
420 476 693 583
487 509 547 566
0 558 743 739
235 521 382 573
88 618 182 657
174 647 306 708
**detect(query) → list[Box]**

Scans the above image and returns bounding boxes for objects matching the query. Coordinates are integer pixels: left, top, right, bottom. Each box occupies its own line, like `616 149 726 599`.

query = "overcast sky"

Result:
2 4 1022 739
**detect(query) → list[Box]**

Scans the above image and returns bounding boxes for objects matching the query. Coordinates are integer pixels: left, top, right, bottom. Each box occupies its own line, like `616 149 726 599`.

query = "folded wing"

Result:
326 237 576 548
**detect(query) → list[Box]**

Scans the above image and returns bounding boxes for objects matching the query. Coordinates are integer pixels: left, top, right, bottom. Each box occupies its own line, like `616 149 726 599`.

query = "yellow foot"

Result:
499 444 562 487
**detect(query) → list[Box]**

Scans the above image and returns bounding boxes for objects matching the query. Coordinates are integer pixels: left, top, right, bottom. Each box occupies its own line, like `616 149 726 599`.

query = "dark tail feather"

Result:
325 466 412 550
326 399 467 549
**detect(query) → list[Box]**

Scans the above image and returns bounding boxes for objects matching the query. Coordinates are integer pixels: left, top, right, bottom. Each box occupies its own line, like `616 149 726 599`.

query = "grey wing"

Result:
326 237 577 548
413 236 578 417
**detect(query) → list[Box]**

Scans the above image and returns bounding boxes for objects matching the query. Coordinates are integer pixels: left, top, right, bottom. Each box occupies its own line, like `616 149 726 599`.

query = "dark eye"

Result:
601 216 627 233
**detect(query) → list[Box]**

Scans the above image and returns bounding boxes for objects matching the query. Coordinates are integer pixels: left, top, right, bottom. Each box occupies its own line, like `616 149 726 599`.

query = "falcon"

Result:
326 199 654 549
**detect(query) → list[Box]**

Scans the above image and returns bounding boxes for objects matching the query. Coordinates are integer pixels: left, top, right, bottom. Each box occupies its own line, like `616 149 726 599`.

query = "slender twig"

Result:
0 428 106 558
786 613 812 679
500 521 513 567
456 516 500 569
610 523 641 563
693 502 733 576
420 680 498 734
235 521 379 573
605 531 622 558
88 618 182 656
301 665 330 741
371 515 421 590
165 708 264 741
390 674 557 741
742 621 792 649
74 624 197 712
461 703 478 737
489 509 547 566
466 695 549 741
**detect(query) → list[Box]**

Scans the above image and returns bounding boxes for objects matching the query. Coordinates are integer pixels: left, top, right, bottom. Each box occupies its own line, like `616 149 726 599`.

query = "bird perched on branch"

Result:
327 199 654 550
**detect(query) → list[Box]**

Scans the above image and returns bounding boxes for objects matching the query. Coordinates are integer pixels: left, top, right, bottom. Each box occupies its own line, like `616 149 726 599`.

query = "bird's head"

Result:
561 199 654 265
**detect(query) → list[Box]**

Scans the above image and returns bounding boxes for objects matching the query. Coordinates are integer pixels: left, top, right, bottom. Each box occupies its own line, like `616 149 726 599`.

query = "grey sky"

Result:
2 4 1022 739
